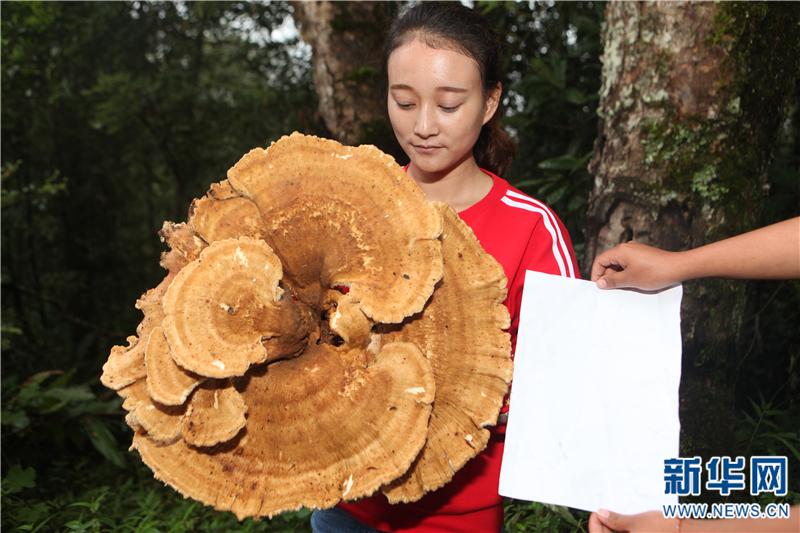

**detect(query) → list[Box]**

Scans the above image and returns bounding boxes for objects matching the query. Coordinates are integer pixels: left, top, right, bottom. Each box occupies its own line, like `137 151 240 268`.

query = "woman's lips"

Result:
412 144 443 155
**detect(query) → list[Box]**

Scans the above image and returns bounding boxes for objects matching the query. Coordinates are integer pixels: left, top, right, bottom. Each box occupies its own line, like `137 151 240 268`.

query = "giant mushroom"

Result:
101 133 512 518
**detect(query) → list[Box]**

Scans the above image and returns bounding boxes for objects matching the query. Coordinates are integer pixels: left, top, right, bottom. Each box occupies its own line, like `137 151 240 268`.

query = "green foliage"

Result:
1 2 317 530
0 369 311 530
2 461 311 532
3 465 37 496
2 370 123 466
724 392 800 506
736 395 800 464
504 500 588 532
1 0 317 378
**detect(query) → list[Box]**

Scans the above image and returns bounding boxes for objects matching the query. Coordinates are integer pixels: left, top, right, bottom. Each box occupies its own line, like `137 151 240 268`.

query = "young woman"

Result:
312 4 579 532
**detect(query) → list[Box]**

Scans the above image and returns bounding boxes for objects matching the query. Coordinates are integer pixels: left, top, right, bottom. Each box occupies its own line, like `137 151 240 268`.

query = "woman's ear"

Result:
482 82 502 125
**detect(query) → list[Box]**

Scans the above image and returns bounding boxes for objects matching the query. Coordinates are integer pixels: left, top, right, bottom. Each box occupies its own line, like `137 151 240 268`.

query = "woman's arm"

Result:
591 217 800 290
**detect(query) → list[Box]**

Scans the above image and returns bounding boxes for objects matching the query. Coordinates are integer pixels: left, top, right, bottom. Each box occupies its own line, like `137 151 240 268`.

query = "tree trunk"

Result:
586 2 800 461
292 1 399 152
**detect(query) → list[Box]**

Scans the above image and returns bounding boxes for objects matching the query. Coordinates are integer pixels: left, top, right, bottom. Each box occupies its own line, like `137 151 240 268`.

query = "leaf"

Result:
2 464 36 495
18 370 63 393
65 519 98 532
0 322 22 350
513 177 558 189
14 371 65 409
552 504 581 527
546 185 568 205
529 57 564 89
538 151 593 173
567 194 586 213
1 408 30 429
65 397 122 418
81 417 126 468
761 432 800 461
1 324 23 336
538 155 583 171
68 487 109 513
564 88 589 105
14 501 51 529
39 385 96 414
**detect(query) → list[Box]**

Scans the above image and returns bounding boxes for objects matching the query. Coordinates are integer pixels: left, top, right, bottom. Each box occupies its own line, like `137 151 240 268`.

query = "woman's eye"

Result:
396 102 414 109
439 105 460 113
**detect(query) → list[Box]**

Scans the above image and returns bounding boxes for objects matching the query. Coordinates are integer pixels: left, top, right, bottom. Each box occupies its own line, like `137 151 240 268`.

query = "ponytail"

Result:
475 114 516 177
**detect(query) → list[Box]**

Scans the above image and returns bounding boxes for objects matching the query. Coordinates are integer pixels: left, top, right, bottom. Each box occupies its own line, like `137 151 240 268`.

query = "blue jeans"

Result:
311 508 384 533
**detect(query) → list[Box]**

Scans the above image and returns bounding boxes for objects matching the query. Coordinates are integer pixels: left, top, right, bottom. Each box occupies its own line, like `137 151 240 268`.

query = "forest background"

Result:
1 2 798 532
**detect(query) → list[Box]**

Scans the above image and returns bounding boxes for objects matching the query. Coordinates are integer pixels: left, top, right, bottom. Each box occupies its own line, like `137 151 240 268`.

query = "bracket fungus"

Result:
102 132 512 519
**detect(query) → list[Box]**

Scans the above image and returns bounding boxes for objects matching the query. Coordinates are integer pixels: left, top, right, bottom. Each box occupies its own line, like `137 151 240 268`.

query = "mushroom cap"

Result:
101 336 145 390
159 222 207 274
191 181 317 363
227 133 443 324
181 382 248 448
162 237 306 378
189 180 267 244
381 204 512 503
322 290 371 347
145 327 203 406
119 380 185 445
133 342 434 519
121 375 247 448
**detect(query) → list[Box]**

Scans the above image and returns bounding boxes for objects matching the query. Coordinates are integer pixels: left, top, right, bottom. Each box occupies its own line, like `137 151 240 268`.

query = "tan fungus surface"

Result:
322 290 371 347
159 222 207 273
119 379 185 445
381 204 513 503
101 336 146 390
181 382 247 448
227 133 443 324
189 180 267 244
162 237 299 379
104 133 511 518
134 341 434 519
145 327 203 406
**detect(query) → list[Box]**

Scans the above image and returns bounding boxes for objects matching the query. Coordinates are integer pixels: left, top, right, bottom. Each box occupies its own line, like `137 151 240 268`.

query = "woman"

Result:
312 4 579 532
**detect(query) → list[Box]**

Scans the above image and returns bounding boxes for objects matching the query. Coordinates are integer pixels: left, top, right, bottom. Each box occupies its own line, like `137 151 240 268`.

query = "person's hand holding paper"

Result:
499 270 682 514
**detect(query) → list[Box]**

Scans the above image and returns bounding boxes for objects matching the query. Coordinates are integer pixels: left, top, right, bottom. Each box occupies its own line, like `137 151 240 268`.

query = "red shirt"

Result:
339 170 580 532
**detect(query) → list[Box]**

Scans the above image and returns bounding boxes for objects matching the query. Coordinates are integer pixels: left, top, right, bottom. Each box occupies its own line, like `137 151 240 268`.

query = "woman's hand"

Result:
588 509 678 533
591 242 681 291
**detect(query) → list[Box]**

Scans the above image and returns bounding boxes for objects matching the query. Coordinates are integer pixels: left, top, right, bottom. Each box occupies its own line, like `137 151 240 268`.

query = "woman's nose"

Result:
413 105 439 138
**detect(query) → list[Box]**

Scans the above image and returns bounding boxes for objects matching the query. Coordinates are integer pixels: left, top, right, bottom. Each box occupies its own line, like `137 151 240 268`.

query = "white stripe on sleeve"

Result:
500 195 568 277
504 189 575 278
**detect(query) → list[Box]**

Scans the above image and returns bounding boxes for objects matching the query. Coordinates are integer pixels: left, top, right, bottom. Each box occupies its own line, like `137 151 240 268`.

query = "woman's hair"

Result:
385 2 516 176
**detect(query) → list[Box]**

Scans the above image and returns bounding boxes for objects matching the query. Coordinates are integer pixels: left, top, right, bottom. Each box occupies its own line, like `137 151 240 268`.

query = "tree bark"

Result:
292 1 398 151
586 2 800 461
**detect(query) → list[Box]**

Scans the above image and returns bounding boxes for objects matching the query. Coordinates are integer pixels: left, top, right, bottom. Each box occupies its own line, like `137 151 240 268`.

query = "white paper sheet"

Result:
498 270 682 514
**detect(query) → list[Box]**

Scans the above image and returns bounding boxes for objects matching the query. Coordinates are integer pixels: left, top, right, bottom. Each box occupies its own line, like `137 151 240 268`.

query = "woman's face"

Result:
387 39 500 177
